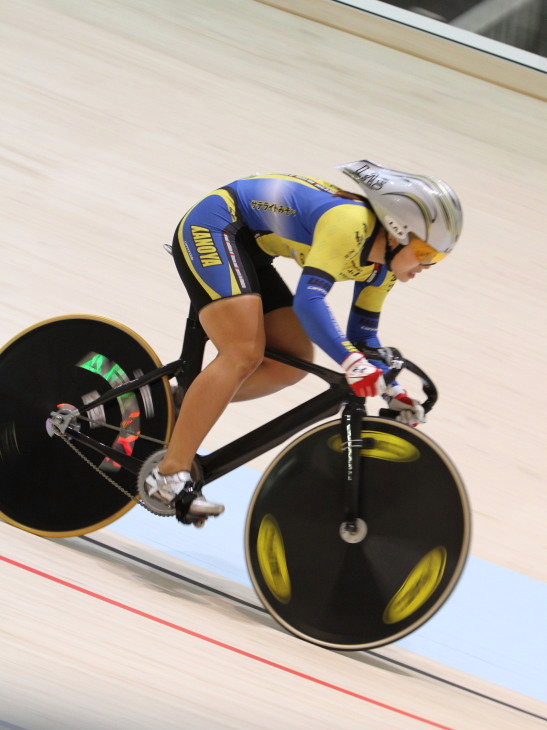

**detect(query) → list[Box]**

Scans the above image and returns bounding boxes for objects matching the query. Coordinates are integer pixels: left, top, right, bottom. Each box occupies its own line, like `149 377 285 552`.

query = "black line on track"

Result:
80 535 547 724
79 535 260 610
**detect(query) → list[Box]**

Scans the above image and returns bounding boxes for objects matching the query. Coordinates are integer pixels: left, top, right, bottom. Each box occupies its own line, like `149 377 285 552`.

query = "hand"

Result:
385 385 426 426
342 353 386 398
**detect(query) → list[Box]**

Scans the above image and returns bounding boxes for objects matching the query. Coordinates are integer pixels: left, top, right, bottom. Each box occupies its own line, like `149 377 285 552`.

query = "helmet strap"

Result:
384 233 405 271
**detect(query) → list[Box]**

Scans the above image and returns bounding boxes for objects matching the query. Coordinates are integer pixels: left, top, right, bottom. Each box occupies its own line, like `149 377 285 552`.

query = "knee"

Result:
286 337 314 379
221 340 265 380
295 338 314 365
276 362 308 387
270 340 314 387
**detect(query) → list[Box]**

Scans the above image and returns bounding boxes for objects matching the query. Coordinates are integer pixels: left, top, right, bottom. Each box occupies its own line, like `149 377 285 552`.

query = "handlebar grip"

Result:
378 408 399 419
353 341 438 414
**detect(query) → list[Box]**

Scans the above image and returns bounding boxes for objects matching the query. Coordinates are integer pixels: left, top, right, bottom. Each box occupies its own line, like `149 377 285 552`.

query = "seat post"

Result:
176 307 207 391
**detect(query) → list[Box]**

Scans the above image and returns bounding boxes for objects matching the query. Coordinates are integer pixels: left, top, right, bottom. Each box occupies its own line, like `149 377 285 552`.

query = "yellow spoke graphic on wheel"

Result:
257 514 292 604
328 430 420 462
383 546 447 624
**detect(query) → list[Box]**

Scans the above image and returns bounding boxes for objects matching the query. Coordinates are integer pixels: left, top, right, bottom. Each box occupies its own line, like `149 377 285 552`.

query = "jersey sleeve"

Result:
292 204 374 365
346 271 397 371
293 270 358 364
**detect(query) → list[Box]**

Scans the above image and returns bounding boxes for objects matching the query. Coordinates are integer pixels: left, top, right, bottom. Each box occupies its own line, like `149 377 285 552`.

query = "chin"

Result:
395 272 412 282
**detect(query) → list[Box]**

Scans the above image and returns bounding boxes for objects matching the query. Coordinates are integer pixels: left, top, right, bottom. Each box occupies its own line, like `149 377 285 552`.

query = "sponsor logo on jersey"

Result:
190 226 223 267
251 200 297 216
306 276 330 292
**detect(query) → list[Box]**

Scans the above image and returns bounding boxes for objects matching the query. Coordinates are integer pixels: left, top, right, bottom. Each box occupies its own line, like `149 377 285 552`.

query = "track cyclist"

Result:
144 158 463 522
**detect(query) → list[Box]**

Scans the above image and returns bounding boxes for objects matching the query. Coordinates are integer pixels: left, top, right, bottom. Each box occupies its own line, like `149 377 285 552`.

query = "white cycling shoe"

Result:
145 468 225 516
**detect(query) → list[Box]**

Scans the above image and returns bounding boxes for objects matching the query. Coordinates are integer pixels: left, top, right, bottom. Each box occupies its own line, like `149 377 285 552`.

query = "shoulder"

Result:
315 199 376 232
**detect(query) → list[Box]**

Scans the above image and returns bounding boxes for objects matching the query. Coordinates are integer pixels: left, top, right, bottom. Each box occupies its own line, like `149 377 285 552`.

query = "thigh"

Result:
263 306 314 361
199 294 265 356
253 262 312 360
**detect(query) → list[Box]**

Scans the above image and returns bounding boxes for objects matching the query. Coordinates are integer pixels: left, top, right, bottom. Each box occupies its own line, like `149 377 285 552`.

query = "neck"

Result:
368 228 389 265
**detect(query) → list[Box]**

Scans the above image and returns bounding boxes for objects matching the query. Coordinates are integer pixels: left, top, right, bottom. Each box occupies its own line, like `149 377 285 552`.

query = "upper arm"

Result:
353 271 397 312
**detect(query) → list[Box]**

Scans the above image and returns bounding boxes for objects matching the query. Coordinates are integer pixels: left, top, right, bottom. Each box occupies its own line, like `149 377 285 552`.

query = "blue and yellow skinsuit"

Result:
172 174 397 365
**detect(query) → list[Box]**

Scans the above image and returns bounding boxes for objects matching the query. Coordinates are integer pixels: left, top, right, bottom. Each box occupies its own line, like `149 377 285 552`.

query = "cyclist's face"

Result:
389 238 434 282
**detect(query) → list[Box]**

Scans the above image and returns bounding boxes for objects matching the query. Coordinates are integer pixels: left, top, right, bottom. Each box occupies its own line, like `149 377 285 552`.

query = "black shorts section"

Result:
256 262 294 314
171 222 293 315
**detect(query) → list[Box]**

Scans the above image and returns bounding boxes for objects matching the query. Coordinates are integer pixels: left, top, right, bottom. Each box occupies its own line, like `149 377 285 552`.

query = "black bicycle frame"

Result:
64 311 365 496
62 310 437 523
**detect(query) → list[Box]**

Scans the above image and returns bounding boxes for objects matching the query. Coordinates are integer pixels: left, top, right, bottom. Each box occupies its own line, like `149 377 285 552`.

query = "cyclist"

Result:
145 159 463 520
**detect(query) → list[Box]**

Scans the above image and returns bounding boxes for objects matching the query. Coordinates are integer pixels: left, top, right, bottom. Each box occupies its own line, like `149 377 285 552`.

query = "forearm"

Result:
346 304 387 370
293 271 356 365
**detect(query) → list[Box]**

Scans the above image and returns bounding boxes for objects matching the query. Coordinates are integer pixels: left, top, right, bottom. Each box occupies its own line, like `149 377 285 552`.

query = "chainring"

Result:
137 449 176 516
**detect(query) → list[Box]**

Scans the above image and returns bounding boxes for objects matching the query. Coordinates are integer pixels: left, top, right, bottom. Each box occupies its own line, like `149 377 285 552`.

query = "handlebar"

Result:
356 344 438 416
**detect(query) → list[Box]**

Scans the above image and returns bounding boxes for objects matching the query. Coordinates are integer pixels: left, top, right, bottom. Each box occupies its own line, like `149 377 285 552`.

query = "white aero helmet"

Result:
336 159 463 256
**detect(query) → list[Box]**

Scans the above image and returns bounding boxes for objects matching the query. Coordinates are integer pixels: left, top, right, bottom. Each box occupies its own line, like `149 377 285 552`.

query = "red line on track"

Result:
1 553 456 730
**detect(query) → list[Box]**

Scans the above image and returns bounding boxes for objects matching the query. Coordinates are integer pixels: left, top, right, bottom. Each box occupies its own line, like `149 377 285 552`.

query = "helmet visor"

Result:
409 238 448 265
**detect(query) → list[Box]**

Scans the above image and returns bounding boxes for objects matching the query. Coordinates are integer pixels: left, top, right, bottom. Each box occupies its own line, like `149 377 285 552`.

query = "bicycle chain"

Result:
54 430 170 516
75 414 167 445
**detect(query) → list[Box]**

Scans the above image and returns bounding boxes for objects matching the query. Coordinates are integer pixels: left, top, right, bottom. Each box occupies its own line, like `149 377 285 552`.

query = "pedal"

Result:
192 516 208 529
137 449 207 518
175 507 208 528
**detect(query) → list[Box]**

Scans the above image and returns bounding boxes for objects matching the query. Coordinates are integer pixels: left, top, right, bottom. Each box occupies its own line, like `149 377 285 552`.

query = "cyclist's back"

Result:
226 173 372 265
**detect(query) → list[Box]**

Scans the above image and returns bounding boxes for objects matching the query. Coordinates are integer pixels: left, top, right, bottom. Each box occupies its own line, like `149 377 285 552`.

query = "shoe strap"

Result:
158 469 193 485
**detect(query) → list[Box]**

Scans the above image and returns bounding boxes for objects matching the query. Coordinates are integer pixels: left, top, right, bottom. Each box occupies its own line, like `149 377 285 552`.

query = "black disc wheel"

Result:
245 417 471 650
0 316 174 536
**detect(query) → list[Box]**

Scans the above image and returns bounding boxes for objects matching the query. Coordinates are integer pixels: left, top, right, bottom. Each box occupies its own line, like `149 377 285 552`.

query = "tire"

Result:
0 316 174 536
245 416 471 649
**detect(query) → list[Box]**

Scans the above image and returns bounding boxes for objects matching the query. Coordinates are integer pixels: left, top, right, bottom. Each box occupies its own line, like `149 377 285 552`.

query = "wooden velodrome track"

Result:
1 0 546 728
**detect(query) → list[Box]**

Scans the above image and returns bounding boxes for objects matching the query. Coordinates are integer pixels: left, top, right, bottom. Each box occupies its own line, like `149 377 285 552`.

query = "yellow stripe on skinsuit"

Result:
255 233 308 261
176 189 241 300
208 189 242 295
213 188 251 295
212 187 238 217
245 173 344 194
177 221 221 301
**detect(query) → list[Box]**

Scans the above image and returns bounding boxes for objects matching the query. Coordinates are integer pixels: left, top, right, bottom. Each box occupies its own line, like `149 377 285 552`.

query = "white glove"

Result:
384 384 426 426
342 353 386 398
